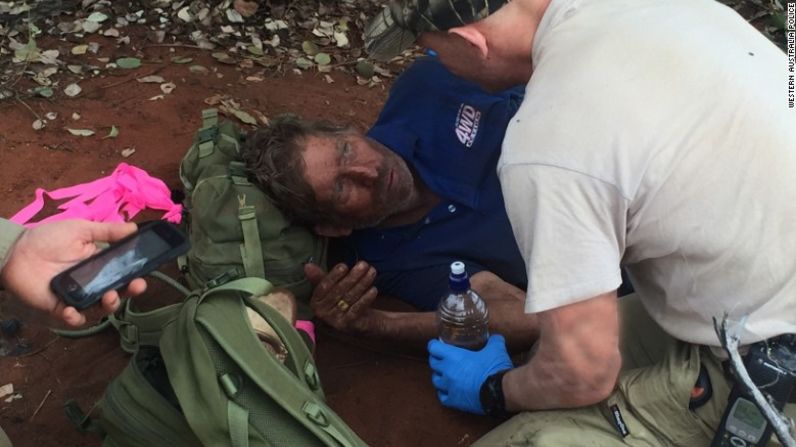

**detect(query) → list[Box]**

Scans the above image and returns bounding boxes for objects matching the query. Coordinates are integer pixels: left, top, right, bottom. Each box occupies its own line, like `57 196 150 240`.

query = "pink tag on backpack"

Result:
10 162 182 227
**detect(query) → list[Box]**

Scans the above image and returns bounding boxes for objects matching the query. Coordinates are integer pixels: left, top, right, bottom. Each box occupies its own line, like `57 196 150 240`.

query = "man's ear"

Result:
448 26 488 58
314 223 353 238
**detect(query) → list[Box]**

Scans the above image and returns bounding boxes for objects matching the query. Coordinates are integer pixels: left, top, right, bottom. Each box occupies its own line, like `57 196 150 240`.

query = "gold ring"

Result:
336 299 350 311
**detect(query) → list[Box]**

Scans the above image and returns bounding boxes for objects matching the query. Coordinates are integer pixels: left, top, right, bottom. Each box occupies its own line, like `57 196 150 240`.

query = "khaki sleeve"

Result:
0 218 25 272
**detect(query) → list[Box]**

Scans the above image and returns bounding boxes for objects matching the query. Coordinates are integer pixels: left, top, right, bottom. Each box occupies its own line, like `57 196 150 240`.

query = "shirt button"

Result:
448 204 457 213
424 217 431 224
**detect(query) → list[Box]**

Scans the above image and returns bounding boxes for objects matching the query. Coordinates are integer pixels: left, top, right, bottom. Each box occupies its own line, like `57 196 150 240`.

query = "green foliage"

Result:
717 0 788 49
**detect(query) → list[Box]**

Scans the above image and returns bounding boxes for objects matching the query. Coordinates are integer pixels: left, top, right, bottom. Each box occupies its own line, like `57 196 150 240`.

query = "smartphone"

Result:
50 221 190 310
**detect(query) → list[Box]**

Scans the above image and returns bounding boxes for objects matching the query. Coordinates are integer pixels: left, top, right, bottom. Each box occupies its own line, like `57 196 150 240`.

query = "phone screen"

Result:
70 229 171 296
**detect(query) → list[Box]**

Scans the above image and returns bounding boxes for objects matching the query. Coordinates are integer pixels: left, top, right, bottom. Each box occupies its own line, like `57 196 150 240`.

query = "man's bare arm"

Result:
502 291 621 411
306 263 538 348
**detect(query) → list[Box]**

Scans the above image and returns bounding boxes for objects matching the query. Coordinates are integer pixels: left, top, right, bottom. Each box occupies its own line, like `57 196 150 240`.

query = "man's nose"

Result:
345 165 379 186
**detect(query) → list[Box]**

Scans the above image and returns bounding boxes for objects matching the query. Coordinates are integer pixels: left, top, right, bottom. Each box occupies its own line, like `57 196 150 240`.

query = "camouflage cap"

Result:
364 0 508 61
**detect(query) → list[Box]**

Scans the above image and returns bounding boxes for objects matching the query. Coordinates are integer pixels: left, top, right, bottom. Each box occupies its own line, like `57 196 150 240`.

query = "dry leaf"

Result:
103 126 119 139
314 53 331 65
204 94 225 105
86 12 108 23
302 40 319 56
121 148 136 158
233 110 257 125
82 21 101 33
160 82 176 94
212 52 235 64
171 56 193 64
116 57 141 69
32 87 53 98
234 0 259 17
66 128 95 137
0 384 13 399
137 75 166 83
252 109 270 126
177 7 193 22
295 57 313 70
334 31 349 48
226 9 244 23
32 120 45 131
64 83 82 97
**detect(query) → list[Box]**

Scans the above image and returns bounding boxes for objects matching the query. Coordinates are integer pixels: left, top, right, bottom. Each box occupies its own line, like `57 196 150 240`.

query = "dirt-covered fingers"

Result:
345 286 378 319
339 263 376 307
311 263 350 311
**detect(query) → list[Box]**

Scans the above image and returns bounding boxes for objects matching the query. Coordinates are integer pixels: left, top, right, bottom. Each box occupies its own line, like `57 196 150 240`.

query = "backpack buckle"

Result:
204 269 241 290
197 127 218 145
116 320 140 354
302 402 330 427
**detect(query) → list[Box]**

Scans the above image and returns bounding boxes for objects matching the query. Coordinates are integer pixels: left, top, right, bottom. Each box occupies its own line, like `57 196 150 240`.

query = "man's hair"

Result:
241 113 351 225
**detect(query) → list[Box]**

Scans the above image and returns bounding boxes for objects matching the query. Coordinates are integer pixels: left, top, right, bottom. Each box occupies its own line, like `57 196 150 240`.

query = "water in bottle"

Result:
437 261 489 350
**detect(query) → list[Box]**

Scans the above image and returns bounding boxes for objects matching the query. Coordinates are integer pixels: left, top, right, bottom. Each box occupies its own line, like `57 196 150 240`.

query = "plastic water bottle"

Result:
437 261 489 350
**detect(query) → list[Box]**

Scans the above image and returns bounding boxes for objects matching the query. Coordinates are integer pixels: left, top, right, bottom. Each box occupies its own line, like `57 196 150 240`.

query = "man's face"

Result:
300 131 417 228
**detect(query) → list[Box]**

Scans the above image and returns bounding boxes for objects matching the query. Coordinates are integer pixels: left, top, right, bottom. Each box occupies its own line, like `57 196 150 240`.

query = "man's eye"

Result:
343 142 352 155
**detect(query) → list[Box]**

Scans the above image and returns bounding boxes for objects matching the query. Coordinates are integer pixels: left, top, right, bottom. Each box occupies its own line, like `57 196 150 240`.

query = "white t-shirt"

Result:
499 0 796 345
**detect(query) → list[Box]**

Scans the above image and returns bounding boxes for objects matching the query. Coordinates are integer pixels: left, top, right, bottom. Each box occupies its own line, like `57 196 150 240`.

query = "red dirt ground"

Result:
0 38 499 446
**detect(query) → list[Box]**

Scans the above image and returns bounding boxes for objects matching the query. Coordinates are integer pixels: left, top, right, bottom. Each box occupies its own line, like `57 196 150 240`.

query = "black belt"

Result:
719 334 796 404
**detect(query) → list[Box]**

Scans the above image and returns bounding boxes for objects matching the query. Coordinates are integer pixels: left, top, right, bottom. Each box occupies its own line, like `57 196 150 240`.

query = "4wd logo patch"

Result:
455 103 481 148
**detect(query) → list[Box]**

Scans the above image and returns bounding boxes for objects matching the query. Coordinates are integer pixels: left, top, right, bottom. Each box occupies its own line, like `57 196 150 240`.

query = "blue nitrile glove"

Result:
427 334 513 414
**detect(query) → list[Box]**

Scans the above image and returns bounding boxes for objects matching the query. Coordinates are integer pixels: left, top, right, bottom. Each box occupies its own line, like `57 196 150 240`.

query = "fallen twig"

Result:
14 96 41 121
29 389 52 421
143 43 205 50
714 315 796 447
18 336 59 358
99 66 163 90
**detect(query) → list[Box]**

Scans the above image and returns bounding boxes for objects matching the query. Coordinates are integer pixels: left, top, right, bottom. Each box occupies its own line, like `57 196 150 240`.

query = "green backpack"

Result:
178 109 326 316
87 277 367 447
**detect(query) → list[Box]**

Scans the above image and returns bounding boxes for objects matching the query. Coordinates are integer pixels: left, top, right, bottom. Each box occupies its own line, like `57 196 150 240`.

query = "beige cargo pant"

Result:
474 294 796 446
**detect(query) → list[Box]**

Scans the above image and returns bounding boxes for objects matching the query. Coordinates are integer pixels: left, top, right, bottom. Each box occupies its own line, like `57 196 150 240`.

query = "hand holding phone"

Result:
1 220 152 327
50 221 190 310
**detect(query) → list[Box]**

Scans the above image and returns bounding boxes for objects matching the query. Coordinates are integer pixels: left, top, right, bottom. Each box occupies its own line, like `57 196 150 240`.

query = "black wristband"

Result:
479 369 513 419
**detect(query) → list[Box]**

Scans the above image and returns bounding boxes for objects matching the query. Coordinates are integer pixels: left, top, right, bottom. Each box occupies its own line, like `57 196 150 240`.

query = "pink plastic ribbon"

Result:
294 320 316 344
10 162 182 228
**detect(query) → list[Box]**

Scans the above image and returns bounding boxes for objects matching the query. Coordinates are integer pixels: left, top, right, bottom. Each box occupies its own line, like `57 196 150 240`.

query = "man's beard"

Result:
353 170 417 229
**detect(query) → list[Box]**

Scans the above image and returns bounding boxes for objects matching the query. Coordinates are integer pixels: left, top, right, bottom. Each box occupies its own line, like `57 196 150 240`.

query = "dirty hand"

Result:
0 219 148 327
428 334 513 414
304 260 379 333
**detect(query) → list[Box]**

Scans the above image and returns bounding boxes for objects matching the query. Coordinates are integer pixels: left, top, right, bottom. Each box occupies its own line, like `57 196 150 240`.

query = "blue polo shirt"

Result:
333 57 527 310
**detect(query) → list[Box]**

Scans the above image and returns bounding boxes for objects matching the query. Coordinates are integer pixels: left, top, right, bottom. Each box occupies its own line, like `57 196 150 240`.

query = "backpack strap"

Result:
109 301 184 354
166 278 366 447
200 276 273 298
201 280 363 447
229 163 267 280
110 271 191 353
240 298 362 447
197 109 220 158
50 271 190 352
